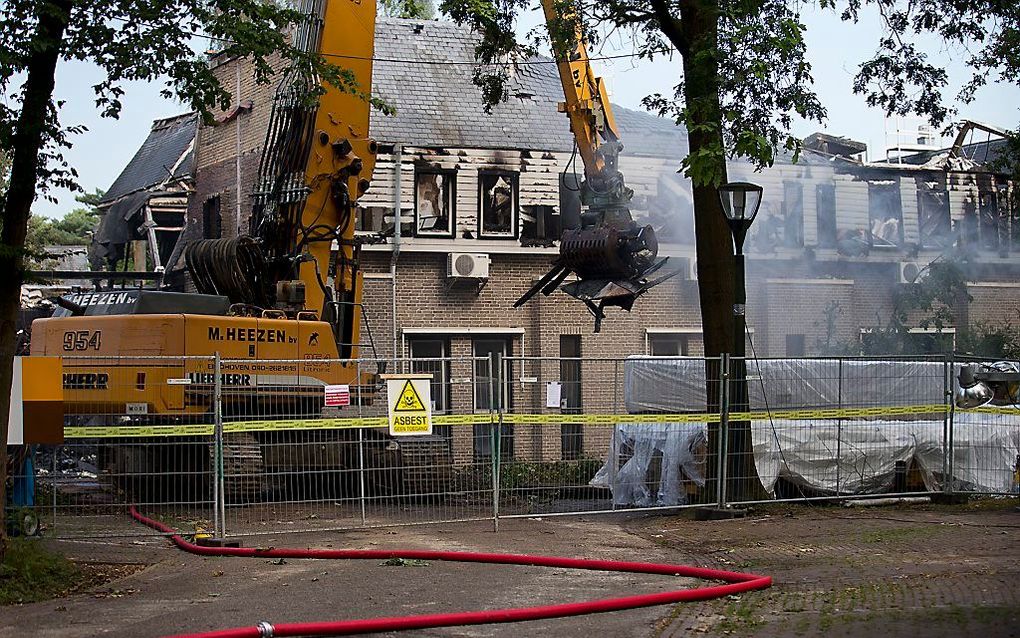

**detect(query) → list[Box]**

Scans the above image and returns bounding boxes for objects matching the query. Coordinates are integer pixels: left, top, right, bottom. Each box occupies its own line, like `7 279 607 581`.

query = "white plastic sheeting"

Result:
591 357 1020 505
624 357 949 412
589 423 706 507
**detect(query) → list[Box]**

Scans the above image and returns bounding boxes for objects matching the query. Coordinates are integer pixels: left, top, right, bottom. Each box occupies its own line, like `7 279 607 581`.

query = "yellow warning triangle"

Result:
393 380 426 412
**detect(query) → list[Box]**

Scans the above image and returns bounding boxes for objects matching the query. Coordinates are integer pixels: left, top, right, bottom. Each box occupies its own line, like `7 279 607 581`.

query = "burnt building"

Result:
128 18 1020 461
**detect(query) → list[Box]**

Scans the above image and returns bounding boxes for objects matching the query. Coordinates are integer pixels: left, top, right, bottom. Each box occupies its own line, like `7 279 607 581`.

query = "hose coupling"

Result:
256 621 275 637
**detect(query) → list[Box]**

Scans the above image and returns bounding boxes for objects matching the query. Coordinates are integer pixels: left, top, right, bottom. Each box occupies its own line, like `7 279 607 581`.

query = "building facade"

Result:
168 18 1019 461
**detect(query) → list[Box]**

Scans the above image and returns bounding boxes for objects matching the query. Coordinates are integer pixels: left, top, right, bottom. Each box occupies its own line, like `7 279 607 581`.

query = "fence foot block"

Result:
929 493 969 505
693 507 748 521
196 537 241 548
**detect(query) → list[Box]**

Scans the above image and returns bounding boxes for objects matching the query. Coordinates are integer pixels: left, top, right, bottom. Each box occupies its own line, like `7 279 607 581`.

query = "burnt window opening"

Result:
356 206 387 233
752 183 802 252
815 183 837 248
958 193 980 247
917 182 951 248
478 171 518 238
202 195 222 240
781 180 804 248
559 334 582 461
559 172 583 232
647 173 695 244
867 181 904 248
414 170 456 237
520 205 560 245
978 191 1000 252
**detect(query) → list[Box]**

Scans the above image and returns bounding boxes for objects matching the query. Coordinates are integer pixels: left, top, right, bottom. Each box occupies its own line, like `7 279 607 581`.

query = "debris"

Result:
380 558 430 567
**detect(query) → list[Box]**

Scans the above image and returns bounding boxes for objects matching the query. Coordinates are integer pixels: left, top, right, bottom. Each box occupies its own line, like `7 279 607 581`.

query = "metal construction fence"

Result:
7 353 1019 539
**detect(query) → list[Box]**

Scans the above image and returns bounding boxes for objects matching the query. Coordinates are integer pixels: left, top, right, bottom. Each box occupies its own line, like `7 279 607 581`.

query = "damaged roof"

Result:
371 18 693 155
101 112 197 204
371 19 573 151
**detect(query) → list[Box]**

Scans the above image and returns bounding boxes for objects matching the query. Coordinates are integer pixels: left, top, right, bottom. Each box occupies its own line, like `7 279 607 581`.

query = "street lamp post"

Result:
718 182 762 503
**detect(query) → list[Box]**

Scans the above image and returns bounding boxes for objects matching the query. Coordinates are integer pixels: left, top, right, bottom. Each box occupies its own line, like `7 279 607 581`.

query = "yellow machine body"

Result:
30 312 367 418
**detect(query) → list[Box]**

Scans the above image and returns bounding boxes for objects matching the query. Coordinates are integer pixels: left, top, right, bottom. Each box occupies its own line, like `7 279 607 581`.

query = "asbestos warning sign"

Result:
384 375 432 436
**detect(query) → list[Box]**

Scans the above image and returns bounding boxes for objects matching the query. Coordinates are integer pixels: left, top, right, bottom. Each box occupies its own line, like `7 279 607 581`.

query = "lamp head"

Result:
718 182 763 224
718 182 763 254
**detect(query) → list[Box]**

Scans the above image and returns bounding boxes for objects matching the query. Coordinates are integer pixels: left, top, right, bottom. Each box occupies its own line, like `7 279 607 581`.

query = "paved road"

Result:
3 501 1018 637
2 514 684 638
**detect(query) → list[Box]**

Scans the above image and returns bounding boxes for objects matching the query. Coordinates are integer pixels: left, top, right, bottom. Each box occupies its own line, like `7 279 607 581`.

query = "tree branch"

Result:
649 0 687 55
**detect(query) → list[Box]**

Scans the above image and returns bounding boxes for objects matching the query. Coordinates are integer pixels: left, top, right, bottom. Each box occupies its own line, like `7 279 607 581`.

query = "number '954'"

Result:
62 330 101 351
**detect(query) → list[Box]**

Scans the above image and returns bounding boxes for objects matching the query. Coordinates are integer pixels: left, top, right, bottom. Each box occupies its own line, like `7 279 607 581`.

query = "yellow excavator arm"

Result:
516 1 676 331
186 0 378 357
540 0 621 179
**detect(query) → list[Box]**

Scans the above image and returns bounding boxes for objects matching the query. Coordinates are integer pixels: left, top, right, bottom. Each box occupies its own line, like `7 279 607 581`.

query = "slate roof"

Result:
371 18 695 156
101 112 197 204
370 19 840 168
896 137 1010 169
371 19 574 151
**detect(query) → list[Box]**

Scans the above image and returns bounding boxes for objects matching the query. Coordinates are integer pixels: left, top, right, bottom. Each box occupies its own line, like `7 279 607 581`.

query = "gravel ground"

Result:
636 500 1020 637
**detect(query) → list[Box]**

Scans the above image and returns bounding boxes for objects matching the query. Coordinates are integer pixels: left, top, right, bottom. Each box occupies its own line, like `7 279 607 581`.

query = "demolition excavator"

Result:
28 0 670 496
28 0 417 497
514 1 678 331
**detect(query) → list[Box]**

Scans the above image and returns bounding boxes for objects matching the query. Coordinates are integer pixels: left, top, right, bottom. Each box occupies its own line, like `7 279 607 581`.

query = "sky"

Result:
29 2 1020 218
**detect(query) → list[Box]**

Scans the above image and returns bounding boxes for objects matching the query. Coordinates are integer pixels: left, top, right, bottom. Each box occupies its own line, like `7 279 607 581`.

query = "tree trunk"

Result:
0 0 72 558
655 0 760 503
676 0 733 360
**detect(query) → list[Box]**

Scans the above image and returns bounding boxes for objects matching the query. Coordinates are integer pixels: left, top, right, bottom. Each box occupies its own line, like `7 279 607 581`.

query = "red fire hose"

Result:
130 506 771 638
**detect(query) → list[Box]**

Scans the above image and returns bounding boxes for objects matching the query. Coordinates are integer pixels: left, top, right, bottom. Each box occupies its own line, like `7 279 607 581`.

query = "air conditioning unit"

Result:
447 253 490 279
898 261 930 284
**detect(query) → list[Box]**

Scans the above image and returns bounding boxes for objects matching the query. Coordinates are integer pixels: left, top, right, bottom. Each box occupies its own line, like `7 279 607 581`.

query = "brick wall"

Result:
188 54 281 240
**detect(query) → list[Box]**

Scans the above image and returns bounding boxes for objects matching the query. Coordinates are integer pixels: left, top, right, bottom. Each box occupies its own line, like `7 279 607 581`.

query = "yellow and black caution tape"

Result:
61 403 1019 439
63 424 215 438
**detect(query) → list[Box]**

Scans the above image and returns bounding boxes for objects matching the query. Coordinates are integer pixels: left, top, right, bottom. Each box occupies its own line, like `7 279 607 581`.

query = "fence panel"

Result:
727 356 951 505
38 356 217 538
217 356 498 536
28 353 1019 539
948 356 1020 496
496 356 726 518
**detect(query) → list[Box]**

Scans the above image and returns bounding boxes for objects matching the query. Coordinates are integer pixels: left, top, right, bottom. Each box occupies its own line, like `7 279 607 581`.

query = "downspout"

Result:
234 63 243 234
390 145 402 364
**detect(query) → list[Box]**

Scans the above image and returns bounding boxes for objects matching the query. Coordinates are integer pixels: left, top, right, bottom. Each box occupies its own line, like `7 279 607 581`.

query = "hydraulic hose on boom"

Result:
186 0 377 357
514 2 679 331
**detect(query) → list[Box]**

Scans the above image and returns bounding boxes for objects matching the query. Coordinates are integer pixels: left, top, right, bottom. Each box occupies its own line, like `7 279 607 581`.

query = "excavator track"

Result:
214 433 266 504
397 437 454 497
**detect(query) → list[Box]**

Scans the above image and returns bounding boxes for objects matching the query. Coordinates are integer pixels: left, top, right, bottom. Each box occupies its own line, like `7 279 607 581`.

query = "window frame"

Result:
413 169 457 238
472 336 515 460
406 338 451 415
815 182 837 249
781 180 805 248
867 180 905 249
202 194 222 240
559 335 583 460
477 169 519 239
647 333 691 356
916 184 952 249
